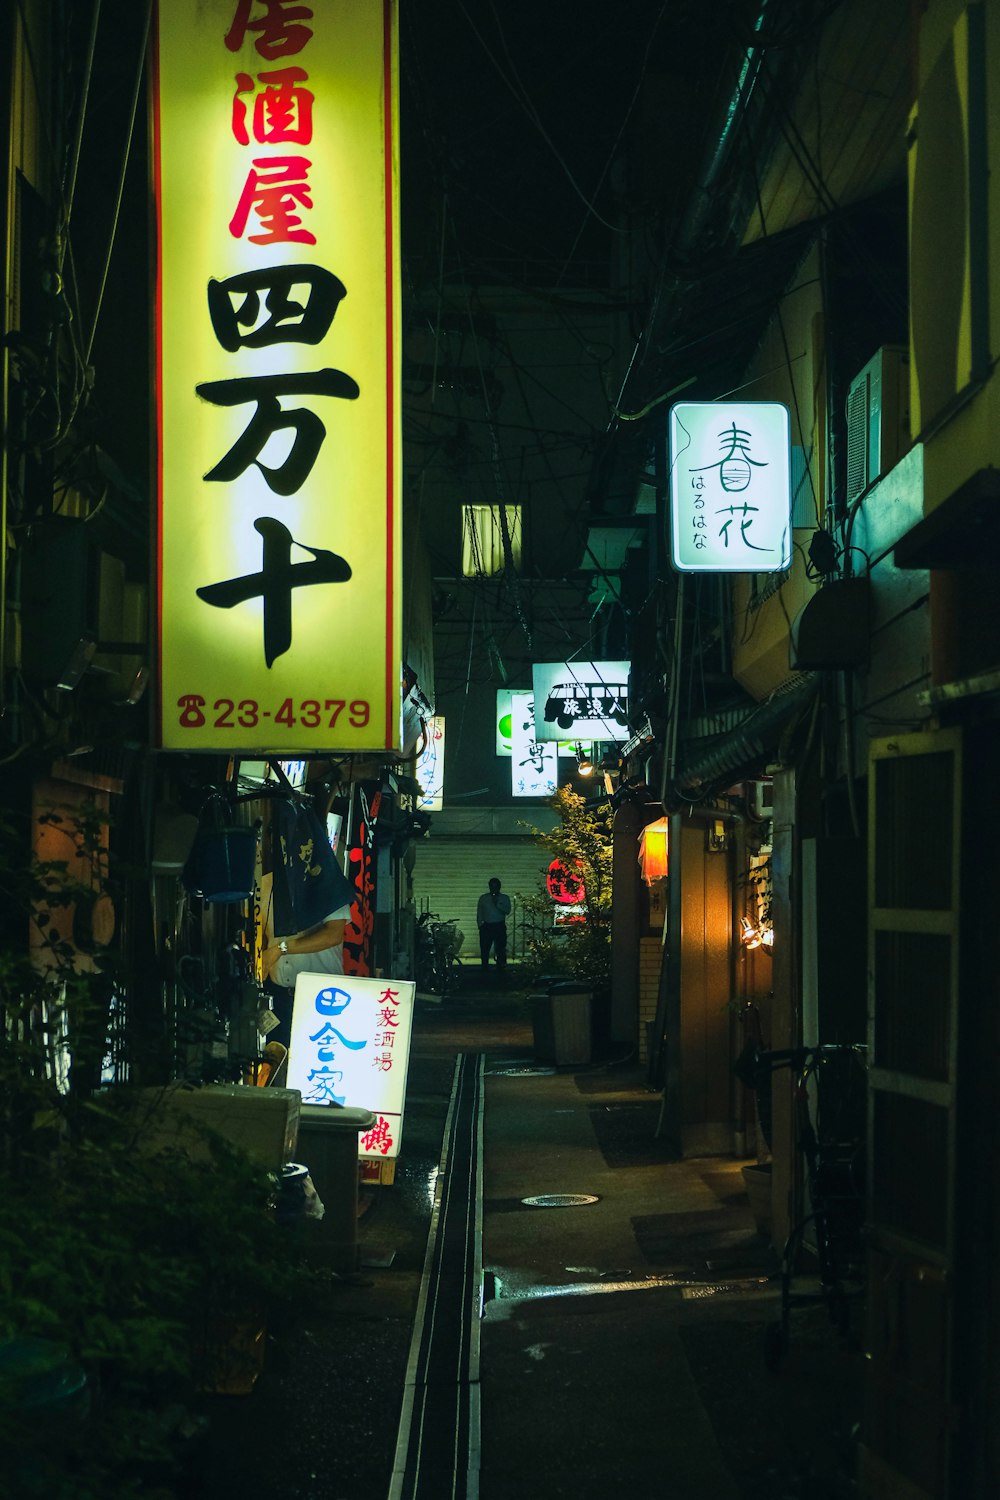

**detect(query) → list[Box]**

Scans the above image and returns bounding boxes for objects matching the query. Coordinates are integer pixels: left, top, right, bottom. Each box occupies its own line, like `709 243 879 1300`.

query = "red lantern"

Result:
546 857 586 905
638 817 669 884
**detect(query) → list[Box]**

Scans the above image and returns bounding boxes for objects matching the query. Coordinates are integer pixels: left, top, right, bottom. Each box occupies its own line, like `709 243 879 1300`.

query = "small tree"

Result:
520 784 613 994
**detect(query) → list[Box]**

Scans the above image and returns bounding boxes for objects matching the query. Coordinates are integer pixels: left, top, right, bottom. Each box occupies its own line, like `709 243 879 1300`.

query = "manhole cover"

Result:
520 1194 600 1208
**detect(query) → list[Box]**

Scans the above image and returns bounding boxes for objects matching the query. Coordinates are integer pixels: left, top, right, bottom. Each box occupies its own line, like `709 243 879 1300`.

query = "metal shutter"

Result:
409 838 553 963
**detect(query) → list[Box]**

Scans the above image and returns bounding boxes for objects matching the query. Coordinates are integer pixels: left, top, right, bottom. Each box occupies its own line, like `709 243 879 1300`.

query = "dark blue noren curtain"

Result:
272 798 354 934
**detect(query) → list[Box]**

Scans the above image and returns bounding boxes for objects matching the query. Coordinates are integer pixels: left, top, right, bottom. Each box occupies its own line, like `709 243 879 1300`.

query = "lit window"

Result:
461 504 522 577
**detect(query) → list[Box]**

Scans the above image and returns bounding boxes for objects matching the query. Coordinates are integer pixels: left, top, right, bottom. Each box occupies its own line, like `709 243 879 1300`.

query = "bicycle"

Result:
415 911 465 997
752 1042 868 1371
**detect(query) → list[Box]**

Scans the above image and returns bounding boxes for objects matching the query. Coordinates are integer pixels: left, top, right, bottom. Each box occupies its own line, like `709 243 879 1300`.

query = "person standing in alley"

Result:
477 876 511 972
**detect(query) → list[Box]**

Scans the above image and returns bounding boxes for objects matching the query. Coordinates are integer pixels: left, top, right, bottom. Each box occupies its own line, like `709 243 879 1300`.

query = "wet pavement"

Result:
186 970 864 1499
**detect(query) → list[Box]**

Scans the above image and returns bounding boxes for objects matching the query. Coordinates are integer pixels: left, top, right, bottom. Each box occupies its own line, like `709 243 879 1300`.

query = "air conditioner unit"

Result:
845 345 911 506
749 779 773 821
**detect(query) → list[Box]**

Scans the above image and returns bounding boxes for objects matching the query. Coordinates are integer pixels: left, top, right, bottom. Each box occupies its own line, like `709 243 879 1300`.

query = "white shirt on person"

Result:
477 891 511 926
272 904 352 988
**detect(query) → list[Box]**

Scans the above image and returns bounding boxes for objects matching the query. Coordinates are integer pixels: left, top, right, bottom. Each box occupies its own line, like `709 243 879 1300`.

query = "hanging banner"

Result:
668 402 791 572
510 692 557 797
531 661 630 742
290 973 415 1162
342 782 380 976
415 716 444 810
153 0 401 751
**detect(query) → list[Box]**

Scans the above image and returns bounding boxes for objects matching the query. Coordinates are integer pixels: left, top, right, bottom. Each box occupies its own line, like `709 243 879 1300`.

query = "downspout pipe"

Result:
593 1 790 514
1 3 16 725
669 1 776 265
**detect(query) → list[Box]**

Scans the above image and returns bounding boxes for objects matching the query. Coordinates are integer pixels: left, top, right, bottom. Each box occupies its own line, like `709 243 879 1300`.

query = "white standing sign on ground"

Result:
288 973 415 1162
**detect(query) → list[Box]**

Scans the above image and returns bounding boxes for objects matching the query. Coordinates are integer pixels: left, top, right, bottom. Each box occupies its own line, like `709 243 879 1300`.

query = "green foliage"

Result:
0 1101 301 1497
519 784 613 993
0 802 304 1496
0 802 120 1165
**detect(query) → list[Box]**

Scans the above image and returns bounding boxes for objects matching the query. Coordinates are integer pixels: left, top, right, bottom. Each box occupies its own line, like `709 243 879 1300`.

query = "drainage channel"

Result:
389 1052 485 1500
482 1270 774 1311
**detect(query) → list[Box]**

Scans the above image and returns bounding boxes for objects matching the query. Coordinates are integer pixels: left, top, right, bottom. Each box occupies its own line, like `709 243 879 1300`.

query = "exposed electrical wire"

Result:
739 120 823 528
614 375 697 423
730 0 851 51
555 0 670 286
60 0 102 268
85 0 154 365
751 52 908 327
458 0 625 235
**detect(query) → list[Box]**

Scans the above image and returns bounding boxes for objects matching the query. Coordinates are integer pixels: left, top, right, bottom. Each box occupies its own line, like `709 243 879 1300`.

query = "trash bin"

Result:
297 1105 376 1271
276 1161 325 1226
533 981 592 1066
530 994 556 1061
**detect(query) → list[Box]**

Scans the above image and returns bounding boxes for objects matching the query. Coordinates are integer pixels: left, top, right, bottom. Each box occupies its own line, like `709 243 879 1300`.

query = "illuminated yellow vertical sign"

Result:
152 0 401 751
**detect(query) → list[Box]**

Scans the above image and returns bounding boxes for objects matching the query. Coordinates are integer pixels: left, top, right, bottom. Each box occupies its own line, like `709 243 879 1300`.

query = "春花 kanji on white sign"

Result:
669 402 791 573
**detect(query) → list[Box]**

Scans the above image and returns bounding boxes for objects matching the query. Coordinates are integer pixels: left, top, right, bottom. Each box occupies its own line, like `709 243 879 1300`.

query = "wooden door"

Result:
861 730 961 1500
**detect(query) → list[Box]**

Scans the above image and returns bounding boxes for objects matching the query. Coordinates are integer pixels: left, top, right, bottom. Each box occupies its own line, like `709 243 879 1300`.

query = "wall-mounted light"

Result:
576 744 594 776
740 915 774 952
546 857 586 905
638 816 669 884
740 916 762 950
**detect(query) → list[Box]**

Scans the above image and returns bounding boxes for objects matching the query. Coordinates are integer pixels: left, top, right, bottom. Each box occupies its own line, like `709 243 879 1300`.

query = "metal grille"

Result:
872 1092 948 1250
873 930 951 1081
846 370 871 502
874 752 955 909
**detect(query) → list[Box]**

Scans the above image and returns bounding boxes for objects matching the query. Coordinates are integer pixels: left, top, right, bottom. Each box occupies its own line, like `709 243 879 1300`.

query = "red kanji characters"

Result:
229 156 316 245
343 787 381 977
232 67 314 146
225 0 314 61
361 1117 394 1155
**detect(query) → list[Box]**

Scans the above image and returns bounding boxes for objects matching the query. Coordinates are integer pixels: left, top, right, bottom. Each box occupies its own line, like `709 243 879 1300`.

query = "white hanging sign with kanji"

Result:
669 402 791 572
415 715 445 810
510 692 558 797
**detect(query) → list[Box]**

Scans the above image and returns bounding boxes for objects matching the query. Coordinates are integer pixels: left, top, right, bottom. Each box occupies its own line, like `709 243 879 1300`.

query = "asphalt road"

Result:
184 977 863 1500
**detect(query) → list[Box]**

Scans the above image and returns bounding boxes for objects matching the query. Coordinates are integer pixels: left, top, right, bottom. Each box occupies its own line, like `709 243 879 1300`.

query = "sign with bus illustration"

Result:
531 662 631 742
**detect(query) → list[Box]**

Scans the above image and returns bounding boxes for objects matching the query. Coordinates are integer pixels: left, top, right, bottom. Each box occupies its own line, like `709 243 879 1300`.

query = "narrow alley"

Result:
190 973 863 1500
